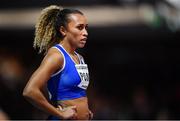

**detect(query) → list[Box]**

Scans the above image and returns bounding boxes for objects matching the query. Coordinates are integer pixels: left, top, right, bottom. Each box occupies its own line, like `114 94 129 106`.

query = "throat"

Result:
59 42 80 64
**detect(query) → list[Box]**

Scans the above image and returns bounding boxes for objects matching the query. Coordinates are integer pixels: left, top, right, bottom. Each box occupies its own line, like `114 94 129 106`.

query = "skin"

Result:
23 13 93 120
0 110 9 120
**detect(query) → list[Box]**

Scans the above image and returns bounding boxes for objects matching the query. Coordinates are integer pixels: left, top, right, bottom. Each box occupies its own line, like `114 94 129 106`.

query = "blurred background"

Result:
0 0 180 120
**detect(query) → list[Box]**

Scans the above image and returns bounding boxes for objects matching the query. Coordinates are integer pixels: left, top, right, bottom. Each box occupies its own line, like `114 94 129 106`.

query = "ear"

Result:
59 26 66 37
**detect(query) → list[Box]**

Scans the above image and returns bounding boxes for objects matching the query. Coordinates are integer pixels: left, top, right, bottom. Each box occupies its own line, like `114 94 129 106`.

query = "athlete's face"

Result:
64 13 88 48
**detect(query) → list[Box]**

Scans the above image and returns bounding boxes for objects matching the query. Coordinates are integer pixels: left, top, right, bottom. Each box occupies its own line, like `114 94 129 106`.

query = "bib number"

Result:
75 64 89 90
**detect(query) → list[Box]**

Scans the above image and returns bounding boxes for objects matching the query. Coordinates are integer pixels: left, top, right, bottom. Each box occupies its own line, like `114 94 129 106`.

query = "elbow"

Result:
22 89 28 98
22 87 34 99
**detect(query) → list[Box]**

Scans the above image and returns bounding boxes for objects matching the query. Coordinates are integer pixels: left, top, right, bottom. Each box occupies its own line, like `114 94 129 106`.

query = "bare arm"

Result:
23 48 76 119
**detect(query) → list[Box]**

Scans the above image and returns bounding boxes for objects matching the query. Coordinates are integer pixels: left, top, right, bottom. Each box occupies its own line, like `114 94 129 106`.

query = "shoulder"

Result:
39 47 64 72
45 47 64 63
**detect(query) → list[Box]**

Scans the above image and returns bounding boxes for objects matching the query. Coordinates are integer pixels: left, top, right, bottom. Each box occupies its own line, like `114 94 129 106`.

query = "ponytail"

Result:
33 5 84 54
33 5 62 54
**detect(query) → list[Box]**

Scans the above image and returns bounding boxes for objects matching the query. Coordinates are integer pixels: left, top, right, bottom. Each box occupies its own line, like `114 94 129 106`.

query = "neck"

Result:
59 40 76 55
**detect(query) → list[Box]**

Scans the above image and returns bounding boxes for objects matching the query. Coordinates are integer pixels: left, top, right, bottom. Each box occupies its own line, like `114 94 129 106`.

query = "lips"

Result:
80 38 87 44
81 38 87 41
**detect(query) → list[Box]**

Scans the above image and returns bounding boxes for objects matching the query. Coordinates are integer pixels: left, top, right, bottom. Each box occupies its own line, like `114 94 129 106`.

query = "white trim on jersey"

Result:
50 46 66 77
59 44 82 65
75 52 85 64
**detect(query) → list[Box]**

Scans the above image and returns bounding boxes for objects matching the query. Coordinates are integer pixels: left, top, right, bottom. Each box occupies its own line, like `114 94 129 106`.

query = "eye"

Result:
77 25 84 30
85 25 88 30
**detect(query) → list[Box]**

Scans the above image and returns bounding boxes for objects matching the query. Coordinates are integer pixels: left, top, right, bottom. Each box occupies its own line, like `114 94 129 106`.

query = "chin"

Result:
77 43 86 48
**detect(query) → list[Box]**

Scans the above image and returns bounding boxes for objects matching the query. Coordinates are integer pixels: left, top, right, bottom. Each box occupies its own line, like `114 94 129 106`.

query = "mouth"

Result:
81 38 87 41
80 38 87 44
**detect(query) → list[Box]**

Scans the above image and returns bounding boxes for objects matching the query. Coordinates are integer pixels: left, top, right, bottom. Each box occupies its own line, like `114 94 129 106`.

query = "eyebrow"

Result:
77 24 88 26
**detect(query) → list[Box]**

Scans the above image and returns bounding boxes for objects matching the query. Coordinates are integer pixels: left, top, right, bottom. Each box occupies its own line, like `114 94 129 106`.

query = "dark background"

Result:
0 0 180 120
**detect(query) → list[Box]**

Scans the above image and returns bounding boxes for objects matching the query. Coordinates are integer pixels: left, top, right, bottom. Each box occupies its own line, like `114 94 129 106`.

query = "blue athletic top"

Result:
47 44 89 101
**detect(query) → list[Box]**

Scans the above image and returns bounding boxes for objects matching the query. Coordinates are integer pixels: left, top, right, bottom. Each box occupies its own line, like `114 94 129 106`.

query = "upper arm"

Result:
24 48 63 91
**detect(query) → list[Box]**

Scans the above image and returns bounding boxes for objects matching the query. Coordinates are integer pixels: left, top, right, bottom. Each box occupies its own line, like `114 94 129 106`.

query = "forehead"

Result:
68 13 88 25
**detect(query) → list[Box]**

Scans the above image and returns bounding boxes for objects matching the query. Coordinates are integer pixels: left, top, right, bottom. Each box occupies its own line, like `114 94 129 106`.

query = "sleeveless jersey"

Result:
47 44 90 101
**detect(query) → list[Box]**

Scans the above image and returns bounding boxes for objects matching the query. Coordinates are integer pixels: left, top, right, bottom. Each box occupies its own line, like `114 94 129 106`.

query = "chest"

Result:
59 61 89 90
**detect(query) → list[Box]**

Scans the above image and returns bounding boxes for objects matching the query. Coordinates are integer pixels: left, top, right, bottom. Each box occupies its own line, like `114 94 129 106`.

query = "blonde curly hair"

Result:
34 5 62 54
33 5 83 54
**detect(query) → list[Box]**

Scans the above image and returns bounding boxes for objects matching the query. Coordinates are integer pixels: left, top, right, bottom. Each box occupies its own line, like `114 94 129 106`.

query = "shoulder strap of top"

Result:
75 52 85 64
54 44 67 55
50 44 66 77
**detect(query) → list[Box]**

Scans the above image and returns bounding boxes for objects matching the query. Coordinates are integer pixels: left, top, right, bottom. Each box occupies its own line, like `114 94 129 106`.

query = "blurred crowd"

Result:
0 49 48 119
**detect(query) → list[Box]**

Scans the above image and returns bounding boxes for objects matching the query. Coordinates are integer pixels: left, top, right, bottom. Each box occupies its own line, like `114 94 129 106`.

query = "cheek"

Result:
70 31 81 40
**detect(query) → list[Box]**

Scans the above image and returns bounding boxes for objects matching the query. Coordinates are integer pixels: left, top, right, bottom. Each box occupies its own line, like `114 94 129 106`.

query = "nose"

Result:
83 28 88 37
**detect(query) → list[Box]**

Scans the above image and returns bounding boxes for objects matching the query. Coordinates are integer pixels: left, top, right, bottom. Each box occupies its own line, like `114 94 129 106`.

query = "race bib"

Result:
75 64 89 90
